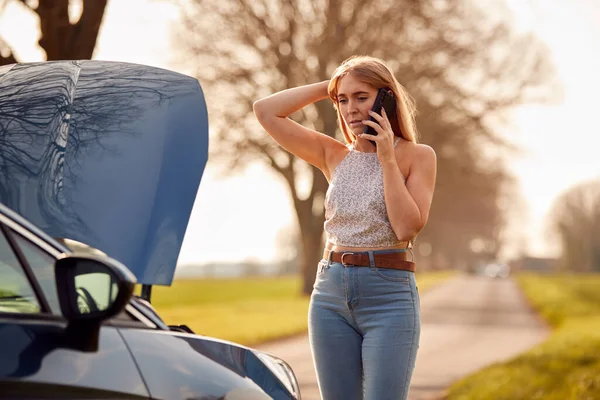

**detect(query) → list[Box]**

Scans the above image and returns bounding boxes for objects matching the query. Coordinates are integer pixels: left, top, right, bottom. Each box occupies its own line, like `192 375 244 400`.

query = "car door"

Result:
0 220 150 399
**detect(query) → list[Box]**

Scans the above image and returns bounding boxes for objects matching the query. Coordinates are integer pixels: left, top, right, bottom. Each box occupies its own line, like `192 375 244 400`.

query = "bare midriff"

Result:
325 241 411 253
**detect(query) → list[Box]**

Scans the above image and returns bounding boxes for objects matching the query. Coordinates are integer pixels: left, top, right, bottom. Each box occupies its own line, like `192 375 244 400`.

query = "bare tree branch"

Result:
177 0 561 292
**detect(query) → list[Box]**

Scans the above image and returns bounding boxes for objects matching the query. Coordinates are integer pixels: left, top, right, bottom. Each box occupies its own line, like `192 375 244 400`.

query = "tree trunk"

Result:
0 1 108 65
0 51 17 66
298 222 325 295
292 166 329 295
36 0 108 60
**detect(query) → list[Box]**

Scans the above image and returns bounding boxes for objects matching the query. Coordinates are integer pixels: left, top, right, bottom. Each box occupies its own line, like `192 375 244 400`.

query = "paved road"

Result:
257 274 549 400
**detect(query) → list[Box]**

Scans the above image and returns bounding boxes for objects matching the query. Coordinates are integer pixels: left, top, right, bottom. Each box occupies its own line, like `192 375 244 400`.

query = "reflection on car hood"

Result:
0 61 208 286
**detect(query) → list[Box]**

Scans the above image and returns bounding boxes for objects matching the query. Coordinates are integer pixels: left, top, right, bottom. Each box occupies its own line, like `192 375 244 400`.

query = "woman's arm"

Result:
253 81 340 174
381 145 437 240
361 109 437 240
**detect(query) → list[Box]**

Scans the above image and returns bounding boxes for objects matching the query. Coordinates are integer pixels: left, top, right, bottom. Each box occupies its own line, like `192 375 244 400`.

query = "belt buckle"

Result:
341 252 354 267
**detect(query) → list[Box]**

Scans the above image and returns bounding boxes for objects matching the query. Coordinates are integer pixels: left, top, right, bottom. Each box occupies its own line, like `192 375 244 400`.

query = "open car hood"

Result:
0 61 208 285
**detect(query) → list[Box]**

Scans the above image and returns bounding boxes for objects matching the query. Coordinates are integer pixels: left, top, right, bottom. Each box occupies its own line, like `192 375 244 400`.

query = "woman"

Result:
253 55 436 400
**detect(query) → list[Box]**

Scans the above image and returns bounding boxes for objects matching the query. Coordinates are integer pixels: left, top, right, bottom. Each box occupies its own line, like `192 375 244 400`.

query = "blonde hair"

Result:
328 55 418 144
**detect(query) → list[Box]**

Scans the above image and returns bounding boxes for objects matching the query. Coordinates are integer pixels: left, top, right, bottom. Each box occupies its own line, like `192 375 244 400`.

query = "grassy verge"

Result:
143 270 454 347
445 273 600 400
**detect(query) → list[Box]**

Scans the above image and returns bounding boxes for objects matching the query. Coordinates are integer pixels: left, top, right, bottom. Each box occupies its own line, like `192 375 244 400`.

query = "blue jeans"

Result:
308 251 420 400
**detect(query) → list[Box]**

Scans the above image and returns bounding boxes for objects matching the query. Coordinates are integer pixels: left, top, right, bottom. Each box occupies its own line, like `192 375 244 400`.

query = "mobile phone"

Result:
363 88 397 137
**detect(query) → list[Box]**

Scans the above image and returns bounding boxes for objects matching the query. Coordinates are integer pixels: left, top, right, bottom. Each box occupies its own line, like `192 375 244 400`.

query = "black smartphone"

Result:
363 88 397 137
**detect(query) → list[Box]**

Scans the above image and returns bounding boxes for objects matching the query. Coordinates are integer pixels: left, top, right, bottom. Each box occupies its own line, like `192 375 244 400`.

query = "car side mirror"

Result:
55 253 137 323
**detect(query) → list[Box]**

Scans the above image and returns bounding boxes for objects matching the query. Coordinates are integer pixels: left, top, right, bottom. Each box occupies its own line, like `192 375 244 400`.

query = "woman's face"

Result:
336 74 378 137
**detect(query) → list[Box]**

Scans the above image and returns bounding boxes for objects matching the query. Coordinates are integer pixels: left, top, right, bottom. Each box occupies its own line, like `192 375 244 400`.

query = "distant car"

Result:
481 262 510 279
0 61 300 399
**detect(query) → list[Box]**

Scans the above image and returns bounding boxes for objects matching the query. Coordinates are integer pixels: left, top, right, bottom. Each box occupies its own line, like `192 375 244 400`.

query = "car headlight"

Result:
254 351 301 399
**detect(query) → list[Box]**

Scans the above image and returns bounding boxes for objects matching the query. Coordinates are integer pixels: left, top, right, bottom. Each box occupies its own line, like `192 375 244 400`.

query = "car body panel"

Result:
0 60 209 286
0 318 149 398
119 329 293 399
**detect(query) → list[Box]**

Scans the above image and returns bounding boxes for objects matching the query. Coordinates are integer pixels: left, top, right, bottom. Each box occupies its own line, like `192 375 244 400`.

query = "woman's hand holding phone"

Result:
362 89 397 137
361 108 396 162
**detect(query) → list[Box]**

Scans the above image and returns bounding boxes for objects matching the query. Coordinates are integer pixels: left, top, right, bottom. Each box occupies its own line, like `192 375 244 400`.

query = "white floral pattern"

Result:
324 138 404 247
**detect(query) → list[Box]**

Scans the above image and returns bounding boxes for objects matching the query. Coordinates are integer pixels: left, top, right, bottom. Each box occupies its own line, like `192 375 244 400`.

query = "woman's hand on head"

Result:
360 108 396 162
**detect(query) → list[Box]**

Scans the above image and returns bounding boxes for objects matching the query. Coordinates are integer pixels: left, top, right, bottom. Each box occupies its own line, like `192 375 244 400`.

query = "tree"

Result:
178 0 560 294
0 0 108 65
548 179 600 272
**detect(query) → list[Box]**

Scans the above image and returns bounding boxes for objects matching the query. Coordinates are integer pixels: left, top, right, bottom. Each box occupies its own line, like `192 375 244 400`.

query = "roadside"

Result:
409 274 549 399
445 273 600 400
257 274 549 400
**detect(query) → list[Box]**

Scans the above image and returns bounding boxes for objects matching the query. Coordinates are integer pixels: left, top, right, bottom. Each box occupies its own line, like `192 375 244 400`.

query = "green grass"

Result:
445 273 600 400
143 271 454 346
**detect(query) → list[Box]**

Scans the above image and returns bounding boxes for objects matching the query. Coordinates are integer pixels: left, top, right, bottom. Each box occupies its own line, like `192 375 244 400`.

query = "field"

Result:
145 271 454 346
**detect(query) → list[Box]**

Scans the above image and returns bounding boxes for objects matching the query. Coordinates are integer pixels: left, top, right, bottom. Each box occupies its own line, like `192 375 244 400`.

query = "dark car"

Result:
0 61 300 399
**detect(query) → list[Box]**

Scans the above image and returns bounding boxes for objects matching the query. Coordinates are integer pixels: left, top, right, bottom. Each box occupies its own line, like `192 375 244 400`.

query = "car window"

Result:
0 230 41 314
10 233 60 314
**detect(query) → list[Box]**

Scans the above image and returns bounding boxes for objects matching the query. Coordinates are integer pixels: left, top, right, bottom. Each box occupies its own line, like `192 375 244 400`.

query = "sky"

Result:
504 0 600 256
1 0 599 265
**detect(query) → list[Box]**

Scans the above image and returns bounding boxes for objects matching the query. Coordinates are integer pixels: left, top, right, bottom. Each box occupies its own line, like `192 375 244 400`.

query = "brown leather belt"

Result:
323 250 416 272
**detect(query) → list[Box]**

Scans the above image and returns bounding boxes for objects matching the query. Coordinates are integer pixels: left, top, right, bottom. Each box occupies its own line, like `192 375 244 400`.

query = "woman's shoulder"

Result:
414 143 436 159
397 140 435 158
411 143 436 173
396 141 436 174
